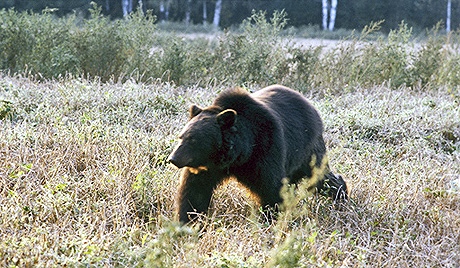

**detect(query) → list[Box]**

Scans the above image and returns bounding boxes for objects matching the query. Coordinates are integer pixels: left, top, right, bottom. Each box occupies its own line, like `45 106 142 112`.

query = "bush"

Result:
209 10 292 86
0 8 79 77
0 4 157 81
0 6 459 93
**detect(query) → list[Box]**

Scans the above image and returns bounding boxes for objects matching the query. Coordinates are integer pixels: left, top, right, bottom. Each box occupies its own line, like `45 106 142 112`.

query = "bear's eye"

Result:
182 134 196 144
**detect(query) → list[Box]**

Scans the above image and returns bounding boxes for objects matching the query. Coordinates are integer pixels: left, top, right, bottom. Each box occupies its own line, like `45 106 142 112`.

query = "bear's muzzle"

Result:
167 153 186 168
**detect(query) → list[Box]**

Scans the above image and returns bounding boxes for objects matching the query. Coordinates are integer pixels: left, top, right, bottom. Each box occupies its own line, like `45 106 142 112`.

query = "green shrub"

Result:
208 10 294 86
0 9 35 72
375 22 414 88
1 7 460 93
411 24 445 88
0 100 14 120
113 6 158 80
432 31 460 99
72 5 125 80
0 8 79 77
0 4 158 82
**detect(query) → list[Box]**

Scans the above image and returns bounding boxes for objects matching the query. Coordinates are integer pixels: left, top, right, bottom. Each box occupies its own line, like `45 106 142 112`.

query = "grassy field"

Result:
1 72 459 267
0 7 460 267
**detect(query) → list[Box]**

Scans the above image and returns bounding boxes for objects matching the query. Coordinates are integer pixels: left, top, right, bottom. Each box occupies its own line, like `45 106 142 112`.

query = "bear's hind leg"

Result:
291 154 348 201
316 172 348 201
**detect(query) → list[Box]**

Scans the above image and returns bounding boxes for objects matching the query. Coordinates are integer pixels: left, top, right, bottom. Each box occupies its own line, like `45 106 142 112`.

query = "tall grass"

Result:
1 7 460 97
1 73 459 267
0 4 157 81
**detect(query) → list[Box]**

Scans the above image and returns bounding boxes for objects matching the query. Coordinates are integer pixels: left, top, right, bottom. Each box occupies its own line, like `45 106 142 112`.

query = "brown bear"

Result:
168 85 348 223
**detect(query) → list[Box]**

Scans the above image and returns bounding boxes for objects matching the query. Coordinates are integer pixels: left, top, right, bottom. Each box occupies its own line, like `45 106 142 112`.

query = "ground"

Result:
0 73 459 266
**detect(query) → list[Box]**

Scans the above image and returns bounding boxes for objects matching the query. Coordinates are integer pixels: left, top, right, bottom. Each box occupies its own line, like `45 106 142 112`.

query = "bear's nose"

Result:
167 155 185 168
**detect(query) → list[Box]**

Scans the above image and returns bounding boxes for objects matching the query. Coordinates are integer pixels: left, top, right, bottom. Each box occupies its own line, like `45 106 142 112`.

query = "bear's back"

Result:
252 85 323 140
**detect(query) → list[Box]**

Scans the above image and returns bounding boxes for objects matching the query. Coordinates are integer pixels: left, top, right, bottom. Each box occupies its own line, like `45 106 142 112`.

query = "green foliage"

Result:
308 21 460 93
209 10 291 85
1 7 460 93
0 4 157 81
2 0 455 33
116 6 158 80
160 40 188 83
0 8 79 77
0 99 14 120
375 22 413 88
411 23 445 87
267 233 312 267
73 5 125 79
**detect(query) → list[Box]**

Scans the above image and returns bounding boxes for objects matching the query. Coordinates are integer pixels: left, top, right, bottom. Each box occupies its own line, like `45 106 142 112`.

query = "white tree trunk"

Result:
122 0 129 17
447 0 452 32
160 0 165 22
185 0 192 25
128 0 133 13
165 0 170 21
328 0 337 31
322 0 328 30
213 0 222 29
203 0 207 25
122 0 133 17
160 0 170 22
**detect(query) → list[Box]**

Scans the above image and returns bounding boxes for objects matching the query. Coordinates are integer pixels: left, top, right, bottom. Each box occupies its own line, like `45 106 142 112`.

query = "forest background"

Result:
1 0 459 32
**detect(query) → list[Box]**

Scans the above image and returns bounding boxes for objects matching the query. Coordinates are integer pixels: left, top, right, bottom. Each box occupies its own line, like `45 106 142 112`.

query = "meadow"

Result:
1 7 460 267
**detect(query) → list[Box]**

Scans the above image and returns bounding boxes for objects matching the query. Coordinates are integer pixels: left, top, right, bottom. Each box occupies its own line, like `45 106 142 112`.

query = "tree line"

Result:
1 0 458 32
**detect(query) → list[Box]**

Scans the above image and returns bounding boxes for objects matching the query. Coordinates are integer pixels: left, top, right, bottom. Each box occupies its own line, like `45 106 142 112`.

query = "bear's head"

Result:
168 104 237 170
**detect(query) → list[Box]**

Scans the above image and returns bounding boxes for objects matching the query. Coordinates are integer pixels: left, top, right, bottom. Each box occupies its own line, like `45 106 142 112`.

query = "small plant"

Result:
0 100 14 120
72 4 126 80
144 223 197 267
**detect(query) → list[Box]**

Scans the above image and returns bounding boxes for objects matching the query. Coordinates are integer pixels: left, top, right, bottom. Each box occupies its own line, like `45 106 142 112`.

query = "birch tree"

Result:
322 0 328 30
185 0 192 25
447 0 452 32
159 0 170 22
213 0 222 29
329 0 337 31
322 0 338 31
203 0 207 25
122 0 133 17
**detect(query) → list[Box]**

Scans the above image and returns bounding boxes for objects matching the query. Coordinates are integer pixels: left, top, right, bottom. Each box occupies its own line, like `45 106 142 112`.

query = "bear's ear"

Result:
189 105 203 119
217 109 237 129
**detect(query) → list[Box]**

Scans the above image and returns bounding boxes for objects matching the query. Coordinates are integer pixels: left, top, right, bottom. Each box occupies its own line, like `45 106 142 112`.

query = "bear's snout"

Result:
167 153 186 168
168 144 194 168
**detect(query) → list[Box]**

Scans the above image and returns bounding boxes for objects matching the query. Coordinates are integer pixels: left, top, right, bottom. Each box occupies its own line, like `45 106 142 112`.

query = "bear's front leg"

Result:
176 168 224 223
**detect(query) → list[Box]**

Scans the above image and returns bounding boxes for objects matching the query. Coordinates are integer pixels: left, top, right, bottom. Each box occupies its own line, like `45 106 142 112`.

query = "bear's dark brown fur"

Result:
168 85 348 223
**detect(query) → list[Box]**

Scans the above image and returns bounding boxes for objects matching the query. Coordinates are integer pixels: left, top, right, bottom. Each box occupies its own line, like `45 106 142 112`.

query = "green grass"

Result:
1 73 459 267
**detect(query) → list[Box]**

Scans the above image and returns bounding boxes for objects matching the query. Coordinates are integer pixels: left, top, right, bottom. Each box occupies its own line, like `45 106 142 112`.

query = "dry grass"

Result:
0 74 459 267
